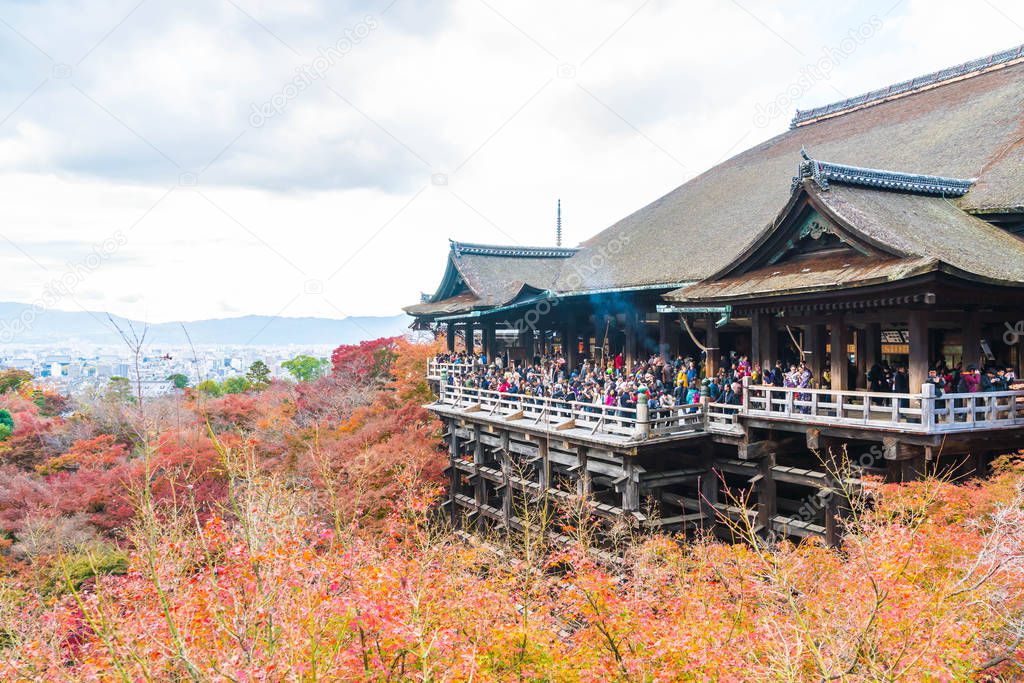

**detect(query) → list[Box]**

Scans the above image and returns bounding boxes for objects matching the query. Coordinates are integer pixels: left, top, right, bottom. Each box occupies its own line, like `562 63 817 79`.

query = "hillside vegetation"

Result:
0 338 1022 681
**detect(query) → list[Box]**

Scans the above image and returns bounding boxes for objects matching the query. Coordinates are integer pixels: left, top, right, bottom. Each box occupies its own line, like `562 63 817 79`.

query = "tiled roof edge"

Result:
791 43 1024 127
792 149 975 197
449 239 578 258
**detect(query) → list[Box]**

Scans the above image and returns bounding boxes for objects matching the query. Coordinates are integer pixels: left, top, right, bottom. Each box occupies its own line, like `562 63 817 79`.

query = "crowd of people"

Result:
437 350 735 415
435 347 1022 415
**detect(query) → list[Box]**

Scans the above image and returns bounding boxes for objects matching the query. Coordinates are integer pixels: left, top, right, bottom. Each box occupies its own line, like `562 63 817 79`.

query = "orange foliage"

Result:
36 435 129 475
1 339 1023 680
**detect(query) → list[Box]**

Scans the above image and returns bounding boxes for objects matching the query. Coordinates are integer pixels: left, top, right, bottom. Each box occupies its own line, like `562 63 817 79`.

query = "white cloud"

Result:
0 0 1020 321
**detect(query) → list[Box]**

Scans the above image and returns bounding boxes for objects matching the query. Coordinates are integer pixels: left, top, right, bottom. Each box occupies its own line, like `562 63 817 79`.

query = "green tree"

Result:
0 369 32 394
166 373 189 390
281 355 328 383
222 376 252 394
105 376 134 404
195 380 223 398
245 360 271 390
0 409 12 441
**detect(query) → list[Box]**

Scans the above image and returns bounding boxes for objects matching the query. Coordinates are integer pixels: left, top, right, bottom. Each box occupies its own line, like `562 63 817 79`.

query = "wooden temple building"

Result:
406 45 1024 545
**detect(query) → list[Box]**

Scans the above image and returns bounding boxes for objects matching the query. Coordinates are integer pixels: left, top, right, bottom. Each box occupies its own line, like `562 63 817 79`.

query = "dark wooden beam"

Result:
828 312 849 390
854 326 868 389
962 308 981 370
705 319 719 379
864 322 881 378
805 323 826 387
755 454 777 533
448 425 459 524
658 313 673 362
464 321 476 355
566 316 579 368
908 309 929 391
624 310 638 372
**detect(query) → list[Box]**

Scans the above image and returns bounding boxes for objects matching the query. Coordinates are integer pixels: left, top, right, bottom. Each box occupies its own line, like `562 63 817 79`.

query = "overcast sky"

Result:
0 0 1020 323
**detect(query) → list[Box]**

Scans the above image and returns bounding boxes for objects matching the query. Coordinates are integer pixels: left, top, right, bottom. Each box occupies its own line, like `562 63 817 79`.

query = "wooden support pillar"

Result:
465 321 476 355
883 439 928 482
822 477 840 548
582 317 594 361
865 322 881 374
473 426 485 529
854 327 868 389
806 324 826 388
756 454 777 535
751 312 764 369
908 309 929 391
624 311 638 372
446 322 456 353
705 319 719 379
448 426 459 525
699 473 719 531
1014 340 1023 380
829 313 849 390
658 313 673 362
765 314 778 367
537 439 550 494
974 450 990 478
481 322 496 362
500 431 512 527
699 444 719 534
669 315 680 357
962 309 981 370
518 327 535 361
576 446 591 496
620 460 640 512
564 317 579 368
752 311 779 369
886 455 927 483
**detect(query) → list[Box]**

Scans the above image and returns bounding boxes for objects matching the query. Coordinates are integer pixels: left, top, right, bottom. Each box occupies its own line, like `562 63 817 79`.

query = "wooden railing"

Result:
931 390 1024 432
745 385 924 431
438 384 743 440
706 402 744 435
647 405 706 438
438 384 642 438
427 359 476 381
745 384 1024 434
434 372 1024 438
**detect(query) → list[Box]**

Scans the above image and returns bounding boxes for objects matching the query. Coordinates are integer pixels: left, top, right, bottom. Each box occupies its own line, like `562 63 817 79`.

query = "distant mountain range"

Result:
0 302 412 347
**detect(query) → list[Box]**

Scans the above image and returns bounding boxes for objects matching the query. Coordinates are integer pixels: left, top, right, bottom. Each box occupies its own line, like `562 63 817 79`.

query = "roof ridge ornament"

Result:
791 42 1024 127
449 240 578 259
792 149 976 197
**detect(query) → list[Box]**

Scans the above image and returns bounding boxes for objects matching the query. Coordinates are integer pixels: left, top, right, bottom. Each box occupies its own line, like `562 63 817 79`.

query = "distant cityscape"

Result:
0 344 337 396
0 306 417 395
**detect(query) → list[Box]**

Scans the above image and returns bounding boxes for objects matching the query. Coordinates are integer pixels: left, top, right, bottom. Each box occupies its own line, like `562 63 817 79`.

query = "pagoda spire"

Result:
556 198 562 247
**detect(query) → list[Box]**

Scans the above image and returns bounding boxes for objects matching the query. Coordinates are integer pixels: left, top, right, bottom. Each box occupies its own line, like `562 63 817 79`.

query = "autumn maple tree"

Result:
0 337 1022 680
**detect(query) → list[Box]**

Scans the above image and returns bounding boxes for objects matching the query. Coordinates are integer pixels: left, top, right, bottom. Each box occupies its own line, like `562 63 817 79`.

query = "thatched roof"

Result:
666 254 937 303
813 183 1024 284
669 176 1024 303
553 48 1024 293
402 241 572 318
403 292 481 316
